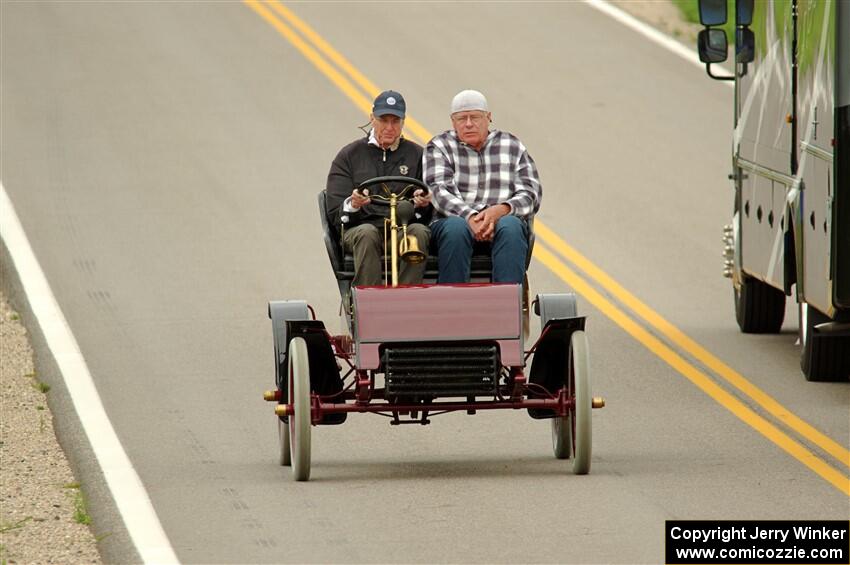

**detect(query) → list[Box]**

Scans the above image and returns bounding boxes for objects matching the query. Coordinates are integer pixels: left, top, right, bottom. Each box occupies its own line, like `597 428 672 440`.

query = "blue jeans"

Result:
431 215 529 284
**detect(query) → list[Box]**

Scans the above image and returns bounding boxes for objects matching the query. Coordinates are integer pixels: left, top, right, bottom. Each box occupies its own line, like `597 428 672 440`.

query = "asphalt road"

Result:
1 2 848 563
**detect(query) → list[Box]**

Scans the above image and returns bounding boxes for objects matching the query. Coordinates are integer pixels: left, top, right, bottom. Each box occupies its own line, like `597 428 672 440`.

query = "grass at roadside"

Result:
63 483 92 525
672 0 700 23
1 293 103 563
26 371 50 394
0 518 32 534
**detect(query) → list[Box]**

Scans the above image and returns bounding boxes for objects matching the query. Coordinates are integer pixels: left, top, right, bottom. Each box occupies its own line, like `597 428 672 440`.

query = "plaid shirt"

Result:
423 129 542 221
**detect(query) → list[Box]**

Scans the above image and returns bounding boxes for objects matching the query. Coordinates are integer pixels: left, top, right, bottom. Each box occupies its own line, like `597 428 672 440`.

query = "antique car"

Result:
263 177 604 480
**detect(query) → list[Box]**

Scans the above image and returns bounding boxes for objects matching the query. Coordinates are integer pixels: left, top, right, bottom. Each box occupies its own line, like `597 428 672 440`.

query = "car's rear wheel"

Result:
551 416 572 460
278 417 291 466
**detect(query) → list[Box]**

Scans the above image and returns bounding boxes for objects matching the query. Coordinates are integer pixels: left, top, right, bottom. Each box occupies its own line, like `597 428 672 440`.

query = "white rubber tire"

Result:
278 417 291 466
551 416 572 460
570 331 592 475
288 337 312 481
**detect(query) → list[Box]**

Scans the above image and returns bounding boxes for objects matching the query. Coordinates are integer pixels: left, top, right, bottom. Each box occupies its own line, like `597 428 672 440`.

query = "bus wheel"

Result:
800 303 850 382
734 276 785 333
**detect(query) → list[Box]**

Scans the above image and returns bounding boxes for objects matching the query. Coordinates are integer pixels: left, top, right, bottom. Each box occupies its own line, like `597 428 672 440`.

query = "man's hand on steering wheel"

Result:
355 176 430 207
350 188 371 209
413 189 431 209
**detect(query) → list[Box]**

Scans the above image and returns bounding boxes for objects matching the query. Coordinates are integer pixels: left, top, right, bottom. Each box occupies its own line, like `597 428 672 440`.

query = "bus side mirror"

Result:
699 0 727 26
737 0 754 26
697 0 754 82
698 28 728 63
736 27 755 63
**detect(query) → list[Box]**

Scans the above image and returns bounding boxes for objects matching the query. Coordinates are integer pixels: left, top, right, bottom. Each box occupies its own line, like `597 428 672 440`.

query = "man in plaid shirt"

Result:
423 90 541 284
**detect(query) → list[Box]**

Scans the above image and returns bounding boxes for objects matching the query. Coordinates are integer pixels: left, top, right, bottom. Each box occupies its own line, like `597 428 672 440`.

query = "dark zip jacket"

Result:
325 135 430 233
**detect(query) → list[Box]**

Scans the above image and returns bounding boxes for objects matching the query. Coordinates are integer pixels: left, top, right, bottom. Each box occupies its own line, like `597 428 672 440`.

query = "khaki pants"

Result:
342 223 431 286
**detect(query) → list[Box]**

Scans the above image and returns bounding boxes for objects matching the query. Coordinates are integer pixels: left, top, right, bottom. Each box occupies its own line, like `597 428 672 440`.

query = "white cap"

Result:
451 90 488 114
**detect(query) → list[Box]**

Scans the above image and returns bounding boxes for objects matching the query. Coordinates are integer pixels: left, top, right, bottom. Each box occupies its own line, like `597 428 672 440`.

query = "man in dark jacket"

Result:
325 90 431 286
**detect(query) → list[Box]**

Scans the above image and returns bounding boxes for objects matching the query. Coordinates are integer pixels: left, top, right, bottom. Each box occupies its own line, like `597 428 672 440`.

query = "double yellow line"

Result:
244 0 850 496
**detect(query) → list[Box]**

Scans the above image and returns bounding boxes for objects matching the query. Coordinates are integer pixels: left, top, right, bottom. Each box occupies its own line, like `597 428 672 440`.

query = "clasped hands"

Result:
468 203 511 242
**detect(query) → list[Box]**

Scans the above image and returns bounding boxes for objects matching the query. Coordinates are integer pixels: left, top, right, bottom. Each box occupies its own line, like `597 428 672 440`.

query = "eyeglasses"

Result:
451 112 488 125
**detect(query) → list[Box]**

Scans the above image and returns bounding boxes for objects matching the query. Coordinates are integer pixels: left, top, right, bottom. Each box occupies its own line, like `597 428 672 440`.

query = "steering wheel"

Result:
355 176 429 206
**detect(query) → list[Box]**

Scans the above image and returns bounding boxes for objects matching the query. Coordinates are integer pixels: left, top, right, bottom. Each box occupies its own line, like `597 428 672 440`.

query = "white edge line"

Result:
584 0 734 89
0 182 180 565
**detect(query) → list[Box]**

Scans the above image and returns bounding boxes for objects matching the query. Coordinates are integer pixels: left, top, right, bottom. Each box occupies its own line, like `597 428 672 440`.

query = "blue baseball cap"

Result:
372 90 406 119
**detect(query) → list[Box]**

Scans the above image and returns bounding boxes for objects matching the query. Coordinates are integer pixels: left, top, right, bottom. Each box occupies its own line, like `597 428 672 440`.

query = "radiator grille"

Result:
383 344 499 399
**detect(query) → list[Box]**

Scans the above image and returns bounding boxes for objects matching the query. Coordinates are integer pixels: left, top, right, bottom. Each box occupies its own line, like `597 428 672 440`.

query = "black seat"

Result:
318 191 533 297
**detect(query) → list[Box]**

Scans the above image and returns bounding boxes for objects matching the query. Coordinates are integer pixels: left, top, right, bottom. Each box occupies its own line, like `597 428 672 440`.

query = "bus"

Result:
696 0 848 380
